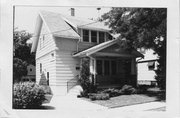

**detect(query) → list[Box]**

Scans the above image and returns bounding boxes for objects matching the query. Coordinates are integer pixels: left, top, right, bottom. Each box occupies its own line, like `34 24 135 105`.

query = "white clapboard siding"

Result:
55 50 80 86
36 22 57 86
36 23 56 59
36 52 56 86
137 62 156 81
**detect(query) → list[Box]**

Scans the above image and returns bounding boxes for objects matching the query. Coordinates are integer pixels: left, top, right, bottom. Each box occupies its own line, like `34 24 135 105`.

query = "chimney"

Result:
71 8 75 16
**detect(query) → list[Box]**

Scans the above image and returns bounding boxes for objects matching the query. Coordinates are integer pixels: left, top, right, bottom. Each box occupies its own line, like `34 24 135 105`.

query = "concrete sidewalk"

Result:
3 95 166 118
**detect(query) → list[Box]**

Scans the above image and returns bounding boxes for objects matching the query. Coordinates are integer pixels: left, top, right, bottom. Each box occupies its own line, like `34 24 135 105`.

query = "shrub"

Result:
42 85 53 95
13 82 46 109
79 58 97 95
89 93 110 101
101 88 122 97
121 85 137 95
137 85 149 94
79 58 90 93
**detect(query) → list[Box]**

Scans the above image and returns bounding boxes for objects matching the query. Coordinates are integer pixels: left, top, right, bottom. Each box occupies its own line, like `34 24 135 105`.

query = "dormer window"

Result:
91 31 97 43
82 29 107 43
83 30 89 42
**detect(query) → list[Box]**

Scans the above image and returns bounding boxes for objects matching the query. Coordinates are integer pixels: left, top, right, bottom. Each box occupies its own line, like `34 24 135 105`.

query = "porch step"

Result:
67 85 83 97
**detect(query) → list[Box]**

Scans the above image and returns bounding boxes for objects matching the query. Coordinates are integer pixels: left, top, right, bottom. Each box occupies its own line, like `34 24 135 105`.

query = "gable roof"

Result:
40 11 80 39
31 11 111 52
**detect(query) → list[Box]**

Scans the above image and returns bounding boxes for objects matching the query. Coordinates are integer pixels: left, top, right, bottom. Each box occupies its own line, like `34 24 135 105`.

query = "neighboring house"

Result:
137 49 158 86
21 64 36 81
31 10 143 95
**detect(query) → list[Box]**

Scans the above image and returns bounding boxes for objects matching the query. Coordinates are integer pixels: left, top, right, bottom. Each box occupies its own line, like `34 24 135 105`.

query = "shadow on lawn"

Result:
14 105 55 110
143 89 166 101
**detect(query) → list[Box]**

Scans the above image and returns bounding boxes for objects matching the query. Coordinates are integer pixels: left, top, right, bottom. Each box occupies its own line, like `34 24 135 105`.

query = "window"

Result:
30 68 32 72
40 63 42 73
104 60 110 75
91 31 97 43
148 61 155 70
99 32 105 43
96 60 103 75
111 60 117 75
83 30 89 42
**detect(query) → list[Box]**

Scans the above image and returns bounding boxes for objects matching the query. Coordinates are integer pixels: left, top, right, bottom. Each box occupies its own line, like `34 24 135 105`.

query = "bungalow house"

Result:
137 49 158 86
21 64 36 82
31 10 143 95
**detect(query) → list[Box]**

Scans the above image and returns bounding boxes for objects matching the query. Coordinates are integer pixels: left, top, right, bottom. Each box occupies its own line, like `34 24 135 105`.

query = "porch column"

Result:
131 58 136 75
94 59 96 85
89 57 96 85
131 58 137 87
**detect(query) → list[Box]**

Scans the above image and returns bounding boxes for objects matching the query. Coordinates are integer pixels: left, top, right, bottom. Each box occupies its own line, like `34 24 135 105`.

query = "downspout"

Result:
135 57 143 87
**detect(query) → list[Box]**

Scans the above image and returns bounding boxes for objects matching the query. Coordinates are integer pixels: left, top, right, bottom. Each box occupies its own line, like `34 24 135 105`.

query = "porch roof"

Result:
73 39 144 58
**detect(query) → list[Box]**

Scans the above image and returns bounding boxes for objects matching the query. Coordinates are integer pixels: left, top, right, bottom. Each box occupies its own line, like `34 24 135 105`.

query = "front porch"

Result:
73 39 144 88
89 57 138 88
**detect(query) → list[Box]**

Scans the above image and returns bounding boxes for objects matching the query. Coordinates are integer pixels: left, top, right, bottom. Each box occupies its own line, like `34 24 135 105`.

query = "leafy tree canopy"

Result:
13 29 35 65
13 29 35 82
102 8 167 90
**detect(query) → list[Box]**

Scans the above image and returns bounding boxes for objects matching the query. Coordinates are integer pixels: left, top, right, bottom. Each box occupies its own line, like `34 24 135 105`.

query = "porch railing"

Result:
67 75 79 93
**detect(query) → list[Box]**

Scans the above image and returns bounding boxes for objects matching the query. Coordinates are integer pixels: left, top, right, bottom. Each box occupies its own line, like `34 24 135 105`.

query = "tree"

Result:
13 29 35 65
13 58 28 83
13 29 35 82
102 8 166 90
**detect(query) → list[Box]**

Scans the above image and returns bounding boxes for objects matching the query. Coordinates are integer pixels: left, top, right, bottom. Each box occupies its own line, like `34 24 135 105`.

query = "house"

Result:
31 10 144 95
21 64 36 82
137 49 158 86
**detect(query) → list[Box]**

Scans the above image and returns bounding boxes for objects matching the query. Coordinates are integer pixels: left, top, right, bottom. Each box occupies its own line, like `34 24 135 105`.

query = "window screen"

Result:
96 60 103 75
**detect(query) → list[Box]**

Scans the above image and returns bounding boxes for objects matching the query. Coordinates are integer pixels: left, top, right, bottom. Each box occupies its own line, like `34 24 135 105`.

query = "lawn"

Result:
81 87 165 108
83 94 159 108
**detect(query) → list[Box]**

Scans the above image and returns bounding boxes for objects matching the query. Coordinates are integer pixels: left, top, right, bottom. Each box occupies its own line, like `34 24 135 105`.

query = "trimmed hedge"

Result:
101 88 122 97
13 82 46 109
121 85 137 95
88 93 110 101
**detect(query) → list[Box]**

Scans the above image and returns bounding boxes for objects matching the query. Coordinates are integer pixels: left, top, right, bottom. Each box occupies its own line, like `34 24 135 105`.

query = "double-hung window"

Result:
91 31 97 43
83 30 89 42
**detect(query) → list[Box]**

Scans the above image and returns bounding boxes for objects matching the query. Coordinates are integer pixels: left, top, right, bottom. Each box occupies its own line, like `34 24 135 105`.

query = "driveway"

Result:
1 95 166 118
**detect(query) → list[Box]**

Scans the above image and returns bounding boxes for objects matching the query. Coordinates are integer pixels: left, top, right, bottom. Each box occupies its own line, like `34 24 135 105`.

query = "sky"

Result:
14 6 111 34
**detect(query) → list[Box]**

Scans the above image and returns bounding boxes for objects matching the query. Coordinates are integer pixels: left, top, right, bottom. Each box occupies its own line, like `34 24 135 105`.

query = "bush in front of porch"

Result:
79 58 97 97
